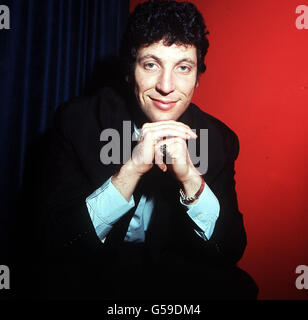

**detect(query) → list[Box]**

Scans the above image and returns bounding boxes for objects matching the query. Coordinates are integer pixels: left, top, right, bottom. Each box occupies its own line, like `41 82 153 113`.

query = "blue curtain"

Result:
0 0 129 264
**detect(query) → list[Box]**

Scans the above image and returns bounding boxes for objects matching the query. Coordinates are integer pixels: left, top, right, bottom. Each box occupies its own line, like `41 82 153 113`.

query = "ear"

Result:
125 75 129 82
195 80 199 88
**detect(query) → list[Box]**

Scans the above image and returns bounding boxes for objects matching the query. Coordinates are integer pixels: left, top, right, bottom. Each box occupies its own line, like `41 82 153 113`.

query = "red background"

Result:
130 0 308 300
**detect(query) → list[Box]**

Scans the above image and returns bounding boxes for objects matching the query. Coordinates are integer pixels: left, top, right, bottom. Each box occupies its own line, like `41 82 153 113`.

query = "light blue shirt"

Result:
86 124 220 243
86 176 220 243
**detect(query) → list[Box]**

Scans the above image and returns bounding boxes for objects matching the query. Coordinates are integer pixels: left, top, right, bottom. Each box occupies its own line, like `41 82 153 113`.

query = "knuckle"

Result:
141 123 150 130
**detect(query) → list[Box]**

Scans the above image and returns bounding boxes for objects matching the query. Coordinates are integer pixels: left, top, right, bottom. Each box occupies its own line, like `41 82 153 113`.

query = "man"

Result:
38 0 258 300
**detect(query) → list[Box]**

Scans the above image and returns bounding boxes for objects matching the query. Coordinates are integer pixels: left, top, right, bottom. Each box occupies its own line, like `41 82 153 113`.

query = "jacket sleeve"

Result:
178 130 247 266
37 104 105 261
208 131 247 264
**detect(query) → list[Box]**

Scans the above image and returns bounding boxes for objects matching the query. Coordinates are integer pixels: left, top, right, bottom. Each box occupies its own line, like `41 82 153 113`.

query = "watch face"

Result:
180 188 195 204
180 179 205 204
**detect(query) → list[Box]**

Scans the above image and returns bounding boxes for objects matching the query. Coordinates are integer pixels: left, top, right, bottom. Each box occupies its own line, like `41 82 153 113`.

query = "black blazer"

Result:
33 86 257 299
38 86 247 264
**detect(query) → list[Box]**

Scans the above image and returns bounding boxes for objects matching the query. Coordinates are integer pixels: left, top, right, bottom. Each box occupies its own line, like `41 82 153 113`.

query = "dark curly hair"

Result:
120 0 209 79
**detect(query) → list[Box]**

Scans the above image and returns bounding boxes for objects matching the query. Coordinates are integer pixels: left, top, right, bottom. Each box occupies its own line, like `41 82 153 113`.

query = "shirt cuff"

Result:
86 177 135 240
180 182 220 240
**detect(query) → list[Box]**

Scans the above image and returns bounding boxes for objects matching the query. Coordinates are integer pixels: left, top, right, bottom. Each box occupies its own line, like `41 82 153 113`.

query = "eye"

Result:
144 62 158 70
178 65 191 73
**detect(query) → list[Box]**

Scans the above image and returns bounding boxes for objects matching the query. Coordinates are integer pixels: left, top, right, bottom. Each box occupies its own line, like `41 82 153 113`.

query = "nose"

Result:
156 69 175 95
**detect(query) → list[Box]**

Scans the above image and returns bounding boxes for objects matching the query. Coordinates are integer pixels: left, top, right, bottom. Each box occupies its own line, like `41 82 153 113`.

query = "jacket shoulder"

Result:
52 87 124 135
190 103 240 161
191 103 236 137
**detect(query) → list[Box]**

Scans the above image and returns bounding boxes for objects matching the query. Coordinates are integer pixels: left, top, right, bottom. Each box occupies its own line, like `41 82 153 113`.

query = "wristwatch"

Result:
179 179 205 205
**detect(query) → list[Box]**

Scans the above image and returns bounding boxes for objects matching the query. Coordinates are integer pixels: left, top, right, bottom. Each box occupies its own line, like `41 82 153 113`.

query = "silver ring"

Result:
160 144 167 156
137 132 144 142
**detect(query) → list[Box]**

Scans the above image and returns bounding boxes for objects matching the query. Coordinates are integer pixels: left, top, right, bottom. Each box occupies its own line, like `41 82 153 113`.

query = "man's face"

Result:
133 40 198 122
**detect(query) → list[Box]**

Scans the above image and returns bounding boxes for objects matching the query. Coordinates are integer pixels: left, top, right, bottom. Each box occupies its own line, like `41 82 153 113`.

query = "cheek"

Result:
134 71 142 93
177 75 197 97
134 70 155 95
180 84 196 103
186 82 196 94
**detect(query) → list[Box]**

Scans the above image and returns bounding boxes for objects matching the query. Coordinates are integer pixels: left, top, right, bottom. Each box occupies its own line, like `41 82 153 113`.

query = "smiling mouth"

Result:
150 98 178 110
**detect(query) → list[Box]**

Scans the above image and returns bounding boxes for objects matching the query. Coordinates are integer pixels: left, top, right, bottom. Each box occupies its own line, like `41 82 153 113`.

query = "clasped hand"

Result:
131 120 199 183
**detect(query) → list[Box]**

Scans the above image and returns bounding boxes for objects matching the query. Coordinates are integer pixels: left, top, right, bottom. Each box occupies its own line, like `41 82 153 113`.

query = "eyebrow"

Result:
137 54 196 66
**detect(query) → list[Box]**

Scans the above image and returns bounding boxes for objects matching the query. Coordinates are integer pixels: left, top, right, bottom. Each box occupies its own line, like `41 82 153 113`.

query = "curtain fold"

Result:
0 0 129 263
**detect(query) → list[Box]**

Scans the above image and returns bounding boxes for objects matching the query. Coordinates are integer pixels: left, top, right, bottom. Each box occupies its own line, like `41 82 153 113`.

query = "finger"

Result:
142 120 190 130
156 137 187 165
131 142 154 165
143 124 197 139
141 121 197 138
154 143 167 172
156 136 187 149
142 128 195 144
